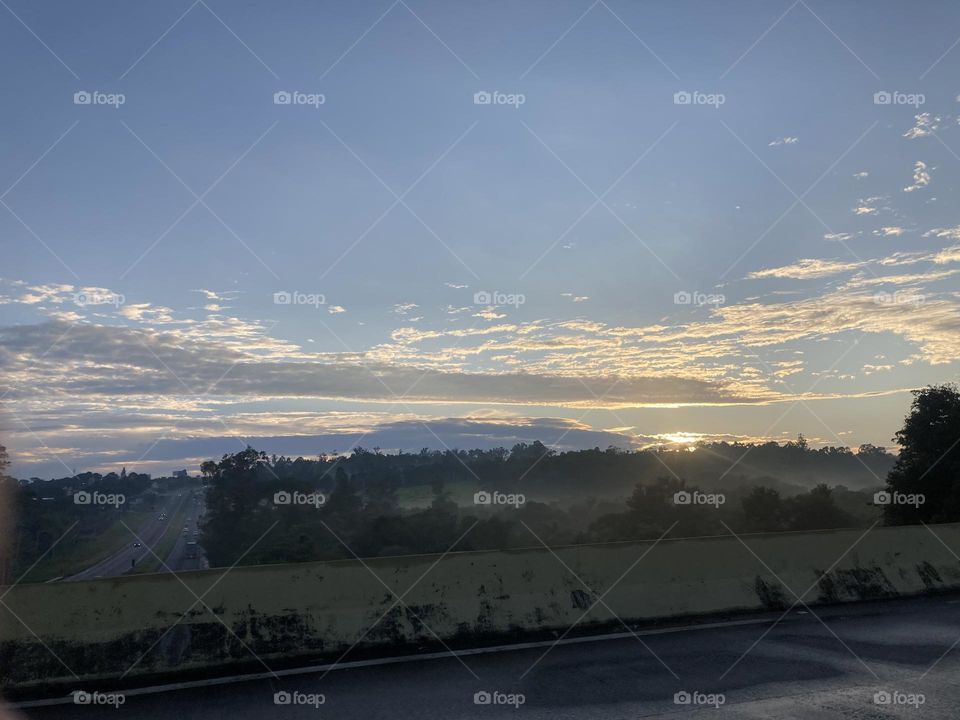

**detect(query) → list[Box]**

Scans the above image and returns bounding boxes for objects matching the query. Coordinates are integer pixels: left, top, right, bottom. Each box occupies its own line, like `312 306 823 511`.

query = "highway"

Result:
65 492 203 581
159 495 209 573
19 593 960 718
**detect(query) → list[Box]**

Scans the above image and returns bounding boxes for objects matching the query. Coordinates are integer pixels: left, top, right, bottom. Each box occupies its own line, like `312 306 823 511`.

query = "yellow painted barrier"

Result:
2 523 960 692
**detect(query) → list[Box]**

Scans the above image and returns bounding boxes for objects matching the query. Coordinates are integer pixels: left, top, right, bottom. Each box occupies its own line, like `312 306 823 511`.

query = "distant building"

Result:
172 469 188 479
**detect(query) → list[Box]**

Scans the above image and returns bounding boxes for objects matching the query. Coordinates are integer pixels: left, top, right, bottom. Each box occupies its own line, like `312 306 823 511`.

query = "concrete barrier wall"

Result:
3 523 960 692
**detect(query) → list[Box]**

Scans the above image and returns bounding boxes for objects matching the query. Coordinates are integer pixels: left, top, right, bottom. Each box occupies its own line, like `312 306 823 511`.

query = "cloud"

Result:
876 227 906 236
0 320 751 409
129 416 646 462
747 258 864 279
934 247 960 264
902 113 960 140
926 226 960 241
474 308 507 320
903 160 931 192
7 415 658 475
119 303 178 324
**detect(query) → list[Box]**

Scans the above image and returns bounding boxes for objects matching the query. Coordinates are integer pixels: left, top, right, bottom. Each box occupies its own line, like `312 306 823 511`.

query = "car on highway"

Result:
132 542 141 548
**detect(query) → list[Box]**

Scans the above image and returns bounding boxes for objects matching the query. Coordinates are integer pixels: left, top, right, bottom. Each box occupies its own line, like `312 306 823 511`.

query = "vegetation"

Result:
1 467 181 580
197 442 883 568
881 384 960 525
5 385 960 577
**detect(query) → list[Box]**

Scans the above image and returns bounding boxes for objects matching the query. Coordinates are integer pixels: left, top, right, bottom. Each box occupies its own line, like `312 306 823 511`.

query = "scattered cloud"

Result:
474 308 507 320
876 226 906 237
747 258 864 279
903 160 931 192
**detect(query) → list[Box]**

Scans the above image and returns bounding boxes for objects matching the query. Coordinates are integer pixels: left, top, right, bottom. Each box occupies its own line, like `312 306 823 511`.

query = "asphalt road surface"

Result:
18 593 960 718
64 492 198 581
160 496 208 573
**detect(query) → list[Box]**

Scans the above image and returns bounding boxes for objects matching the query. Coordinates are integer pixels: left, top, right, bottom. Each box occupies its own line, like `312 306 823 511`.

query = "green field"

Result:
20 508 157 584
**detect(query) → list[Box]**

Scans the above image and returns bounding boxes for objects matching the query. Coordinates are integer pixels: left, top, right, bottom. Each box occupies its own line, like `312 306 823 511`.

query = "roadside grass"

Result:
20 508 157 584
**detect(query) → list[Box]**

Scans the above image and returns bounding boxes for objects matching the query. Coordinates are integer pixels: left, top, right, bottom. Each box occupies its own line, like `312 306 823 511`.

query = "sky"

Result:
1 0 959 478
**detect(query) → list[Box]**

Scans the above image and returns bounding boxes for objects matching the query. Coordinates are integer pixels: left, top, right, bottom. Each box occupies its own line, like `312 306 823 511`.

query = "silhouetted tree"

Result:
785 484 856 531
884 384 960 524
740 487 786 533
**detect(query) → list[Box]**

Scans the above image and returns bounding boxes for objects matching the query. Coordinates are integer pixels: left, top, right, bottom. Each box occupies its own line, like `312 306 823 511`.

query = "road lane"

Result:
162 496 208 572
65 493 192 581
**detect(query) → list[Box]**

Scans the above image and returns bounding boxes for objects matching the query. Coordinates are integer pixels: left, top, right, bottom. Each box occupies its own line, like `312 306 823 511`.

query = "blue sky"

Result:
2 0 959 477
